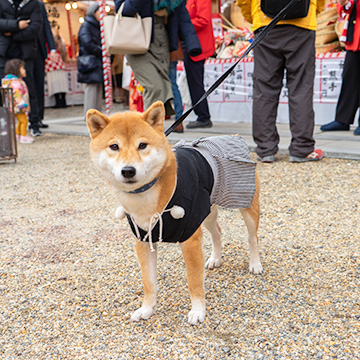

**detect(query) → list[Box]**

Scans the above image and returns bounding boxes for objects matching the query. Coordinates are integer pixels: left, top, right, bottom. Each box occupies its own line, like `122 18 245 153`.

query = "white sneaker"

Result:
20 134 34 144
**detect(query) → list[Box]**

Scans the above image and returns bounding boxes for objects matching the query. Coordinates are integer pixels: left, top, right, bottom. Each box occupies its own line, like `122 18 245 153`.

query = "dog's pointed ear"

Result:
142 101 165 132
86 109 111 139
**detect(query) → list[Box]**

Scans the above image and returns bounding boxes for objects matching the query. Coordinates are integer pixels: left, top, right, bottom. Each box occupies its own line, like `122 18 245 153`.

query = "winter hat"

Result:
86 2 99 17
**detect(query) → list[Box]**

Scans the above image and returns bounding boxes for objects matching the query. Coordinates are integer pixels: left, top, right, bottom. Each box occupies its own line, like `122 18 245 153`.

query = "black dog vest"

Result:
127 147 214 243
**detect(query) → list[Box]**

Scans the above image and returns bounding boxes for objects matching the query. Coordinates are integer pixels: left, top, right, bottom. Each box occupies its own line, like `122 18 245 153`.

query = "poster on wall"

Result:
200 53 345 106
178 52 345 124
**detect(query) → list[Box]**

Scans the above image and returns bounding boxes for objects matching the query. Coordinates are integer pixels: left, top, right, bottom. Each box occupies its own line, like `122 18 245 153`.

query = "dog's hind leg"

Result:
131 241 158 322
240 172 263 274
180 228 206 325
203 205 222 269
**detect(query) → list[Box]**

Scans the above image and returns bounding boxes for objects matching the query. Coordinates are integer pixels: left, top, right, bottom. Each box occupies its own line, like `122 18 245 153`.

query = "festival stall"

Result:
43 0 82 107
43 0 348 125
175 0 347 125
43 0 115 108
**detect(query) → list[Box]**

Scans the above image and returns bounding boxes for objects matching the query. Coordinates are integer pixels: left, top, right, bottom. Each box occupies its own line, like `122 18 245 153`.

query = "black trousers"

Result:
335 50 360 126
24 60 40 129
33 51 46 121
252 26 316 158
183 48 211 122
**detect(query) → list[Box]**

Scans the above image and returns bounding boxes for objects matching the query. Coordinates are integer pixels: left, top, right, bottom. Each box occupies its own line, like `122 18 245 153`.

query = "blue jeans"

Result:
169 60 183 120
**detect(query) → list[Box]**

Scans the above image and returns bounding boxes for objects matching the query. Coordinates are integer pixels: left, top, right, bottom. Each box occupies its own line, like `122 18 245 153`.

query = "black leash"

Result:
164 0 300 136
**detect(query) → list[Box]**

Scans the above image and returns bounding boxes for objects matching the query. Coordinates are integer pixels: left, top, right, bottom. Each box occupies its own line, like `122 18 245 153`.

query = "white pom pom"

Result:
115 206 126 220
170 205 185 219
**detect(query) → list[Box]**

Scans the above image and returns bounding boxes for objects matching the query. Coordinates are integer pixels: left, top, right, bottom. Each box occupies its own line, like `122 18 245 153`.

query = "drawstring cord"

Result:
126 177 184 252
130 208 173 252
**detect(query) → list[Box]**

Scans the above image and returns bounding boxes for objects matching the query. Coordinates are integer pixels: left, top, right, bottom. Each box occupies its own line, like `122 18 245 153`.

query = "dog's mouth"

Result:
123 179 137 184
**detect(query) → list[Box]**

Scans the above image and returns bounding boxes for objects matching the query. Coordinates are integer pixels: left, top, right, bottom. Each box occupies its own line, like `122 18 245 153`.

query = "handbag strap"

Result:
116 2 141 20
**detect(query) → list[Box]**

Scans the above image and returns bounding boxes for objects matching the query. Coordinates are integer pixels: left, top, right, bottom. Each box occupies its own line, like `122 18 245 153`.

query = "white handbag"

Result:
104 3 152 55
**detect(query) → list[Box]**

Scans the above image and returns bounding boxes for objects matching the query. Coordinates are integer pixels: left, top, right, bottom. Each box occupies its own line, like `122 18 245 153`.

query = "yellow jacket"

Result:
236 0 325 31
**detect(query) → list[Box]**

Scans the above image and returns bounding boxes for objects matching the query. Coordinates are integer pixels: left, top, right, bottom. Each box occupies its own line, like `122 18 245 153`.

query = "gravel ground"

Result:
0 133 359 360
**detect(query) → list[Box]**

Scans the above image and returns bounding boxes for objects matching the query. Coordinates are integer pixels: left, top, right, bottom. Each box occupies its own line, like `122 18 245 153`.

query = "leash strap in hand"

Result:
164 0 300 136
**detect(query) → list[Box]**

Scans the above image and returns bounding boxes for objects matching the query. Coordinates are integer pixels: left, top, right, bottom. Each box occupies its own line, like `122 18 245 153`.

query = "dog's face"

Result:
86 101 169 192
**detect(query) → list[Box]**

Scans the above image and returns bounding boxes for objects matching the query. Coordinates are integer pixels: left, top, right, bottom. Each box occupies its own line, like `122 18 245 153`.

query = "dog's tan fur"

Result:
87 101 262 325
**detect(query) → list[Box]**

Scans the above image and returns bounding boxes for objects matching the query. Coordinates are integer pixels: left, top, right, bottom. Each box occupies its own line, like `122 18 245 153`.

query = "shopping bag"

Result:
104 3 152 55
177 69 192 106
122 56 132 90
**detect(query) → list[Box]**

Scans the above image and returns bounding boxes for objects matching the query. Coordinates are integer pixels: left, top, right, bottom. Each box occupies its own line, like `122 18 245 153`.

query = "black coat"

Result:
0 0 42 60
167 1 201 56
37 0 56 60
77 15 103 84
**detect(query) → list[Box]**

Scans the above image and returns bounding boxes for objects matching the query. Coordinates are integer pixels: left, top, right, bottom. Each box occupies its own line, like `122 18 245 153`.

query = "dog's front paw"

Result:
249 261 263 275
188 309 206 325
131 305 154 322
205 256 221 270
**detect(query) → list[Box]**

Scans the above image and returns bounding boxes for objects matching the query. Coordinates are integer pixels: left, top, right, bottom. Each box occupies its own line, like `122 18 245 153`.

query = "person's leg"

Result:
252 29 285 158
84 84 98 117
169 60 183 120
113 73 122 102
15 115 21 136
16 113 33 143
183 49 211 126
0 57 6 105
334 50 360 125
320 50 360 131
126 17 173 114
34 51 46 122
95 83 103 112
60 93 67 108
24 60 40 132
53 93 61 108
17 113 28 136
285 28 316 158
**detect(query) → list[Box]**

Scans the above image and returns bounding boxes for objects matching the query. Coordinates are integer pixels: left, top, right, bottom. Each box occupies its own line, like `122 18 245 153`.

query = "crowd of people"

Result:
0 0 358 156
0 0 69 143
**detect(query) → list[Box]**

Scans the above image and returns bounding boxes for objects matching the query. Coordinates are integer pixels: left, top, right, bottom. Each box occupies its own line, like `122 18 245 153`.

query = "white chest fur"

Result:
114 188 160 230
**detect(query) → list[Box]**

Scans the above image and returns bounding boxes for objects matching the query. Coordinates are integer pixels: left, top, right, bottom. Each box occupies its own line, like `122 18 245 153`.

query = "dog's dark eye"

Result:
138 142 147 150
109 143 119 151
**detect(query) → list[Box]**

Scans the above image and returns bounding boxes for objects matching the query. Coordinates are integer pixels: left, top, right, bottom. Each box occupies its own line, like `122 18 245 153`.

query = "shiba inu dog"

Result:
86 101 262 325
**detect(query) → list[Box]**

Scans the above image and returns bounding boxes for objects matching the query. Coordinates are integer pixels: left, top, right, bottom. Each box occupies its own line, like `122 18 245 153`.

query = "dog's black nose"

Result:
122 166 136 178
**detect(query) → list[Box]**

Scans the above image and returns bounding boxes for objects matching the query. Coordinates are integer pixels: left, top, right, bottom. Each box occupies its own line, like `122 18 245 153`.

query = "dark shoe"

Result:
30 127 42 137
257 155 275 163
289 149 324 163
173 122 184 133
186 119 213 129
320 121 350 131
164 100 175 117
39 121 49 129
354 126 360 136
